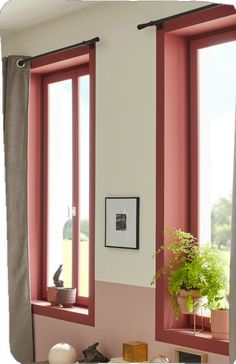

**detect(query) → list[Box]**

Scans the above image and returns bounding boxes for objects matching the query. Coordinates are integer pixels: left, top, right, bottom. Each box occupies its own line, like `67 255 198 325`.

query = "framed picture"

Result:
105 197 139 249
175 349 207 363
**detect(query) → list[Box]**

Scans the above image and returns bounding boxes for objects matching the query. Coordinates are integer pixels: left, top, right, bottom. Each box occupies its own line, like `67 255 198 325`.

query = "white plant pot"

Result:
211 309 229 340
177 289 202 314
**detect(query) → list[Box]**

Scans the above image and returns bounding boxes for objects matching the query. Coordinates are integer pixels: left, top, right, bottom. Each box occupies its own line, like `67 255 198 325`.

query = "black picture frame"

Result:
105 197 140 249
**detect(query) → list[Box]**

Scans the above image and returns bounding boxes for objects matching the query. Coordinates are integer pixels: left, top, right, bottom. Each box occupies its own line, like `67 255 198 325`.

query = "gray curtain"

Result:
3 56 34 363
230 108 236 363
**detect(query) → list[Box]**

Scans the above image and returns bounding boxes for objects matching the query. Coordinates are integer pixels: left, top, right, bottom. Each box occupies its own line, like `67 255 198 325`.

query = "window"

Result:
28 45 95 325
156 4 236 355
191 37 236 309
43 67 90 307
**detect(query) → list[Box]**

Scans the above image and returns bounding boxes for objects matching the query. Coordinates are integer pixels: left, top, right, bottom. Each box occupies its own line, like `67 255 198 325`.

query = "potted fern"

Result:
152 226 228 320
210 297 229 340
200 251 229 340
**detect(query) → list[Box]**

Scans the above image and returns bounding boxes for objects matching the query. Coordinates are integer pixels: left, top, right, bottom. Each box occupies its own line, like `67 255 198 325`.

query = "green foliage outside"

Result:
211 196 232 250
63 219 72 240
80 219 89 237
63 218 89 240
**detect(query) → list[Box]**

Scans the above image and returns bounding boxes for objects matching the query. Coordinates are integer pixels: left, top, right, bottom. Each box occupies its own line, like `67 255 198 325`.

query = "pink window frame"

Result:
156 4 236 355
28 45 96 325
42 65 90 307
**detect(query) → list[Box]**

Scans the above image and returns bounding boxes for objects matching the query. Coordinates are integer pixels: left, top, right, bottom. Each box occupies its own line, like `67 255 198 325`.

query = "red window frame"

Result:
42 65 90 307
28 45 95 326
156 4 236 355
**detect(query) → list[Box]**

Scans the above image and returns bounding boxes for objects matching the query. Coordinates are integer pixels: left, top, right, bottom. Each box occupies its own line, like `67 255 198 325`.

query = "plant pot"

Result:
211 309 229 340
177 289 202 314
58 288 76 308
47 286 61 306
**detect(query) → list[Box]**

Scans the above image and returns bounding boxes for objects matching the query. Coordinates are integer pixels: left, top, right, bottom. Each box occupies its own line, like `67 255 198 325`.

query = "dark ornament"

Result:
80 342 109 363
53 264 64 287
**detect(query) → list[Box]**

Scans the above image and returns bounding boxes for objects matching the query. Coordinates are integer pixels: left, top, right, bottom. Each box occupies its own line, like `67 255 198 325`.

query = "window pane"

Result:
199 41 236 289
47 79 73 288
78 75 90 297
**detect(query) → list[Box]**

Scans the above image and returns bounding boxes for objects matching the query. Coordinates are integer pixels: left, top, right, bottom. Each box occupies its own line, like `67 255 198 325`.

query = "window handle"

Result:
72 206 77 217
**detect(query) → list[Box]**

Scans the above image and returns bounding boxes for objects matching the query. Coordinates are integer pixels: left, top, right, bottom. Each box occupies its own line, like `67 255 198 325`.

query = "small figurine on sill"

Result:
80 342 109 363
53 264 64 287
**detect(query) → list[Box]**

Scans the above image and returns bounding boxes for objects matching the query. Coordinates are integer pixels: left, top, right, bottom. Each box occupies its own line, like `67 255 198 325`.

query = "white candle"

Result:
48 343 77 364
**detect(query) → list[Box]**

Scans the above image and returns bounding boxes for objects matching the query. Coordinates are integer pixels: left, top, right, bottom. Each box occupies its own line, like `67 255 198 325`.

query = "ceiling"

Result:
0 0 97 35
1 0 234 36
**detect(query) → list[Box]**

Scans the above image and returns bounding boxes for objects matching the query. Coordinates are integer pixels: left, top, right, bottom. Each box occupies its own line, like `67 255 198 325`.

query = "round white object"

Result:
48 342 77 364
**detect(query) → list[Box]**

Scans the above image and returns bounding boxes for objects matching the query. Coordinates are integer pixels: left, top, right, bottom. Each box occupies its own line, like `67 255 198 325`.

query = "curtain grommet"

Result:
16 59 25 68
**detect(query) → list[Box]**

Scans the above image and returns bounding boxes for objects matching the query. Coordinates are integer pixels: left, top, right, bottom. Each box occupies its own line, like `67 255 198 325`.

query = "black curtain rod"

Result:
137 3 220 30
17 36 100 67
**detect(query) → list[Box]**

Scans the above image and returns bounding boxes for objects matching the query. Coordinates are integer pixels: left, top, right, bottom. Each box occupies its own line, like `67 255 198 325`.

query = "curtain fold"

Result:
230 108 236 363
3 56 34 364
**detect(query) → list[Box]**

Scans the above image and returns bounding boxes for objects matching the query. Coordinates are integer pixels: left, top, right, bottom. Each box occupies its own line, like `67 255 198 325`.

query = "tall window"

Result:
47 78 73 288
29 45 95 325
156 4 236 354
44 68 90 306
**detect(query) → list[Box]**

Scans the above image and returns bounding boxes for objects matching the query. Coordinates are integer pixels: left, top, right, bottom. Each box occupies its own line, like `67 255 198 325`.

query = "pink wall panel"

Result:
33 281 228 363
34 281 156 361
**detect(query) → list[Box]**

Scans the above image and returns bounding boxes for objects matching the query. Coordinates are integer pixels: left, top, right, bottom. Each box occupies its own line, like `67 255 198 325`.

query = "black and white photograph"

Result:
116 214 127 231
105 197 139 249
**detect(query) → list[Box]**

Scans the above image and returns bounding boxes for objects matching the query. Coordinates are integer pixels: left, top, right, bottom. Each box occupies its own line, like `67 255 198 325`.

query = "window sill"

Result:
157 328 229 356
32 300 94 326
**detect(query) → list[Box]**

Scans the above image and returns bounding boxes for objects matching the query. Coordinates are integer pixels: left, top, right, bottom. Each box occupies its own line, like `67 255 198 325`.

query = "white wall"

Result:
2 0 208 288
2 2 229 362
